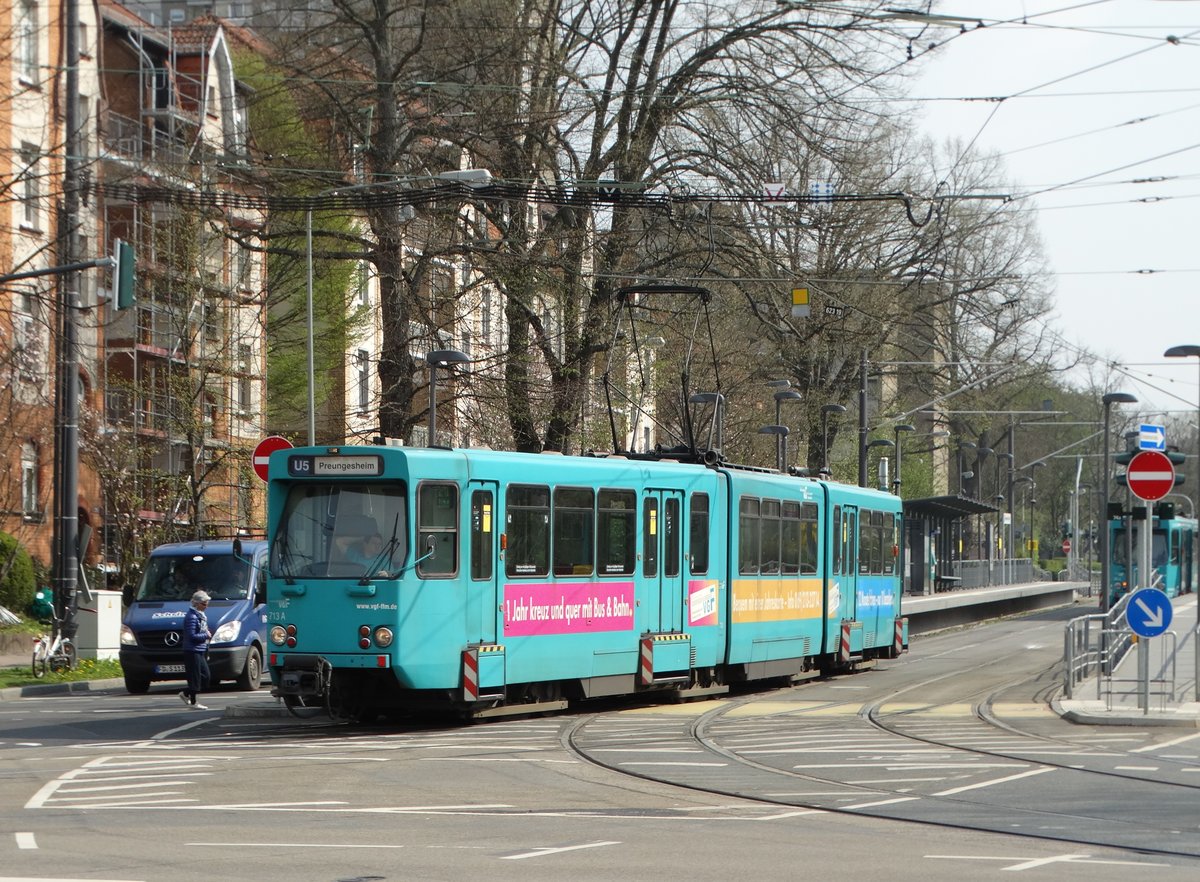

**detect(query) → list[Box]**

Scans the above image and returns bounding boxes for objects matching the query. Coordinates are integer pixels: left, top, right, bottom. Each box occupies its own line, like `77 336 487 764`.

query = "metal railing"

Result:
1063 592 1134 700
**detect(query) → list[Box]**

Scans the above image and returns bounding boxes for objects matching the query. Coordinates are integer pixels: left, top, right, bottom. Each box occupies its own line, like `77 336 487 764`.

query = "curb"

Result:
223 700 291 719
1051 696 1200 728
0 677 125 702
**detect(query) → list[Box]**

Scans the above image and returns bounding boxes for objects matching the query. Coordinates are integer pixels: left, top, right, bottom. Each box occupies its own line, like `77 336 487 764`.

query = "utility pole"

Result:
52 0 83 640
858 349 869 487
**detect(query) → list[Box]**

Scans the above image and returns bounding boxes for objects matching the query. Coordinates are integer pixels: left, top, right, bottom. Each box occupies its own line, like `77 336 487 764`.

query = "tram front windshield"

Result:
272 484 407 580
1110 528 1167 568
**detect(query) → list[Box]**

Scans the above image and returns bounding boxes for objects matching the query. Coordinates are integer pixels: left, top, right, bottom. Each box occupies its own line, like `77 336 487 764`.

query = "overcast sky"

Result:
906 1 1199 424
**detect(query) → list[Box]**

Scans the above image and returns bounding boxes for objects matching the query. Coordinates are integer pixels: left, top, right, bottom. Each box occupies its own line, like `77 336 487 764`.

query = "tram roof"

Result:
903 494 999 520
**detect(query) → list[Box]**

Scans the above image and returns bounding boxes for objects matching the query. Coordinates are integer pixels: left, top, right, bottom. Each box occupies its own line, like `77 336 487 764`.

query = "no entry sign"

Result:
252 435 293 482
1125 450 1175 502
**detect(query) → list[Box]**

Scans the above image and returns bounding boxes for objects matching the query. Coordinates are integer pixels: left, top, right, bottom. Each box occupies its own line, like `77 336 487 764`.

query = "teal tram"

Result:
1107 506 1198 606
266 444 906 721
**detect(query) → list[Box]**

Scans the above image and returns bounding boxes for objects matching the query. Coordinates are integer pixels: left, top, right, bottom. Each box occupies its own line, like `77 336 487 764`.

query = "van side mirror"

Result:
233 537 243 559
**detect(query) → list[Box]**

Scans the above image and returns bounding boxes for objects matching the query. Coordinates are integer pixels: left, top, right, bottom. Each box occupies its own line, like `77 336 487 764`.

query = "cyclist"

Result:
179 590 212 709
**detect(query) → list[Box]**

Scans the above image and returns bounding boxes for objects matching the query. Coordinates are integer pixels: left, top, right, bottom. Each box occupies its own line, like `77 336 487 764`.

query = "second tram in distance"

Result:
266 445 906 721
1108 506 1198 606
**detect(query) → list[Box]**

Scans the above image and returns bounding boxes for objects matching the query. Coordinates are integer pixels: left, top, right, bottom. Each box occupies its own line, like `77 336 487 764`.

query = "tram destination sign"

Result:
287 454 383 478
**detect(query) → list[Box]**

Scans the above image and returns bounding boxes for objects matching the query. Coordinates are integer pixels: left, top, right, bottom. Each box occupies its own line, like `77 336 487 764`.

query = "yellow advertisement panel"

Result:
731 577 823 623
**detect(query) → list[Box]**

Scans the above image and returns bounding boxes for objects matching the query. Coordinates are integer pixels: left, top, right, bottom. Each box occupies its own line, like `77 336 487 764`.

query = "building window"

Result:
21 444 38 516
237 344 253 412
355 349 370 411
18 0 38 83
19 143 40 229
15 313 42 381
355 260 370 306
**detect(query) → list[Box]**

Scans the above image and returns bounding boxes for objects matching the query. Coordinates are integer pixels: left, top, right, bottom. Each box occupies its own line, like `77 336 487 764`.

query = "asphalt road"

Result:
3 605 1199 882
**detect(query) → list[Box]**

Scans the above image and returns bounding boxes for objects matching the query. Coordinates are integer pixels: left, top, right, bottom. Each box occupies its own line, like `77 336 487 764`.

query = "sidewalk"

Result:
1052 595 1200 727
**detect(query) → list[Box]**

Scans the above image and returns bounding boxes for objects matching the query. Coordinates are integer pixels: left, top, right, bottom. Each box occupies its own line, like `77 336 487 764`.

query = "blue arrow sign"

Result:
1127 587 1173 638
1139 423 1166 451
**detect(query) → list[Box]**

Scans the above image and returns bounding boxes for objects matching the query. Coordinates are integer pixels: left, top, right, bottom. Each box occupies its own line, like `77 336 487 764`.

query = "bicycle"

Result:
31 619 77 679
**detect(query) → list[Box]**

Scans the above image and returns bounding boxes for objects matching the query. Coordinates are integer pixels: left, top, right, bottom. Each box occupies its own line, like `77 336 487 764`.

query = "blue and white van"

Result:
118 539 268 694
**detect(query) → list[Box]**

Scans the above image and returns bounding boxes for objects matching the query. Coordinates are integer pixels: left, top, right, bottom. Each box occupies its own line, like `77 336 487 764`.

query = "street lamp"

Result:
1164 345 1200 520
957 440 977 495
1027 461 1045 561
820 404 847 477
426 349 470 447
996 452 1013 579
868 438 895 491
1101 391 1138 612
771 386 802 472
891 424 915 495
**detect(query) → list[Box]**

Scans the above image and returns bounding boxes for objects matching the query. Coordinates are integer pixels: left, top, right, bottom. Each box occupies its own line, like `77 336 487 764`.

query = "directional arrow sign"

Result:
1126 450 1176 501
1139 423 1166 450
1127 587 1173 638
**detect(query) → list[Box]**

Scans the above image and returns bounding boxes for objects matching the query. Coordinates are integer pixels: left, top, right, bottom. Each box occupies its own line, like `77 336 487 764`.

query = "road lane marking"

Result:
15 832 36 849
843 796 921 809
1132 731 1200 752
503 841 620 860
927 853 1171 870
933 767 1054 795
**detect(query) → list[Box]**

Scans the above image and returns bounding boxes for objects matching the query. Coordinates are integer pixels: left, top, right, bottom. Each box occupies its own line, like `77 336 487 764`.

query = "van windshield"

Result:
271 484 407 580
136 554 251 602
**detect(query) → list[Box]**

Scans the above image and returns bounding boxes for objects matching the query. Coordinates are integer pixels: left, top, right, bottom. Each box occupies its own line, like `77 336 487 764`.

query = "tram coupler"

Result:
273 654 331 701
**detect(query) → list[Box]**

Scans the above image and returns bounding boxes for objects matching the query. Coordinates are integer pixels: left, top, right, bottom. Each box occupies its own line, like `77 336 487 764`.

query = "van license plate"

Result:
155 664 185 674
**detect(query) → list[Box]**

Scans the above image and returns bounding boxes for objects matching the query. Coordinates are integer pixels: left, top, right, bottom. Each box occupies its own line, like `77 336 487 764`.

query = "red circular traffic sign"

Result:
252 435 293 482
1126 449 1175 502
1062 538 1071 554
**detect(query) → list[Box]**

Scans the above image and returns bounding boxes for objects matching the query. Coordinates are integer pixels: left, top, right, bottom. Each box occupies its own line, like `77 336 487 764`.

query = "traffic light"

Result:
1154 502 1176 520
1061 520 1072 539
113 239 135 310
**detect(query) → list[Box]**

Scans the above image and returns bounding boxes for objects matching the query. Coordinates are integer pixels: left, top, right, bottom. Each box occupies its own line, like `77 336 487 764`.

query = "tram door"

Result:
468 481 499 645
839 505 859 622
643 490 685 633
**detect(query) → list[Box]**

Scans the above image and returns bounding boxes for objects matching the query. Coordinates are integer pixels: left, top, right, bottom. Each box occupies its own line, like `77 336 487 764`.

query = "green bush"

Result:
0 533 37 615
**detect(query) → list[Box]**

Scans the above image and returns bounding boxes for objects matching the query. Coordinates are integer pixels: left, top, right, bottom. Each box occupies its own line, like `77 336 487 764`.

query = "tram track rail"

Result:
563 662 1200 862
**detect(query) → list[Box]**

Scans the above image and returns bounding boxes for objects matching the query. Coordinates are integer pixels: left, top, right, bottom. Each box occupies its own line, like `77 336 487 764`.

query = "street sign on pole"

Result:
1062 538 1071 555
1126 450 1175 502
252 436 293 482
1127 587 1173 638
1138 423 1166 450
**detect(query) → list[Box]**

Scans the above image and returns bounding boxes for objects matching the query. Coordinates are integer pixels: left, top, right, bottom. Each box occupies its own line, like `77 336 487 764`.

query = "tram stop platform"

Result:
1053 594 1200 727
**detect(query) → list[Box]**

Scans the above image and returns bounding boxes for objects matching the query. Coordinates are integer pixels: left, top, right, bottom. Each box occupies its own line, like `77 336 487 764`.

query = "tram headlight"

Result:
269 625 287 646
373 627 394 648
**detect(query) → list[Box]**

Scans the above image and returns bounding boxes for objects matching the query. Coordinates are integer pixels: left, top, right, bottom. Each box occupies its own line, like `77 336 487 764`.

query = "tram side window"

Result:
598 489 636 575
781 501 800 574
506 485 550 577
554 487 595 576
739 497 760 575
883 512 898 575
665 497 681 578
832 506 842 575
761 499 781 574
417 482 458 578
689 493 710 575
470 490 493 581
643 497 658 577
800 502 819 574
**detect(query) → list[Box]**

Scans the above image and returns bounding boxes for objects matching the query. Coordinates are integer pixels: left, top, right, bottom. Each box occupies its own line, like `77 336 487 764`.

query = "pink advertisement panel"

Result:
503 581 636 637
